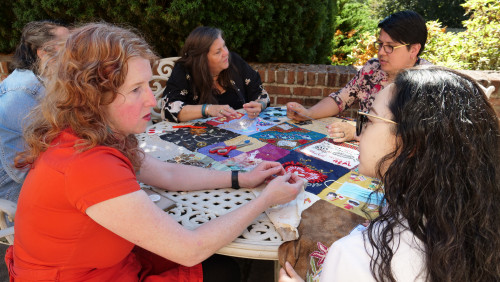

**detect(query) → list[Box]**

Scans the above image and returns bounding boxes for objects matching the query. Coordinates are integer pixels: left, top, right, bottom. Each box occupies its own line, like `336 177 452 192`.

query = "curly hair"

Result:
10 20 67 73
367 66 500 281
177 26 235 104
15 22 158 171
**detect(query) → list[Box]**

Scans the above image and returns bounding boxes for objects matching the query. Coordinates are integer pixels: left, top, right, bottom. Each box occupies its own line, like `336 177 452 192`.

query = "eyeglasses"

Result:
356 111 397 136
373 42 409 54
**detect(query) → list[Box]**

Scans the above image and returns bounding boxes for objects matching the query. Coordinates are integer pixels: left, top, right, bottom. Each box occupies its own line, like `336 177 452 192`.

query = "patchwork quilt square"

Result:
277 151 350 195
159 122 240 152
259 106 289 123
317 170 383 219
295 137 360 169
216 116 277 135
166 151 230 171
250 122 326 150
205 112 245 126
220 144 291 172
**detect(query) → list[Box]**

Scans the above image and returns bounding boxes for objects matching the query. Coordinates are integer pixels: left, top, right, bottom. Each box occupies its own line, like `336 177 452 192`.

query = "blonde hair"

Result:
16 22 158 171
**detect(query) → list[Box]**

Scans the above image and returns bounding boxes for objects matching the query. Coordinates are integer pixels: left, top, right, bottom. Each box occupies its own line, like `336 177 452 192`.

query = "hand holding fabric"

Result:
240 161 285 188
286 102 311 121
243 101 263 119
207 104 239 118
260 173 304 207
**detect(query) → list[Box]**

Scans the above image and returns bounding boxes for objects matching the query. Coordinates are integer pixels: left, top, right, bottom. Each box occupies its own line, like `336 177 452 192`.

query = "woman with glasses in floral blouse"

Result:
286 10 431 143
161 26 270 122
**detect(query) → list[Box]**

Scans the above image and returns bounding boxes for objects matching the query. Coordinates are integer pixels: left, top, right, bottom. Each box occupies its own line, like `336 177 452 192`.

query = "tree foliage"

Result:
0 0 336 64
331 0 499 70
371 0 467 28
330 0 378 65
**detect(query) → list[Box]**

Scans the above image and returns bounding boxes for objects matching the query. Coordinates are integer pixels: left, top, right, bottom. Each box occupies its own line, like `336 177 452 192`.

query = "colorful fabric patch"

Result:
159 122 239 152
220 143 290 171
318 170 383 219
282 161 328 183
296 138 360 169
222 136 267 152
166 151 230 171
138 134 191 161
217 116 276 135
259 106 289 123
250 123 326 150
220 151 264 172
245 144 291 161
205 112 245 126
277 151 349 194
197 141 246 162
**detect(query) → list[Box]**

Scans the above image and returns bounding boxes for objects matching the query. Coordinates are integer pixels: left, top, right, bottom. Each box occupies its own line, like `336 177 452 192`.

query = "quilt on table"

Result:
159 122 240 152
296 137 360 169
318 170 383 219
277 151 350 195
250 123 326 150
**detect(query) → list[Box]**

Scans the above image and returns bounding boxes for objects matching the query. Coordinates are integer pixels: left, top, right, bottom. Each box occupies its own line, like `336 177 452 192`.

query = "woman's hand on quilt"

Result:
207 104 239 118
243 101 262 119
327 122 356 143
286 102 311 121
261 172 304 207
240 161 285 188
278 261 305 282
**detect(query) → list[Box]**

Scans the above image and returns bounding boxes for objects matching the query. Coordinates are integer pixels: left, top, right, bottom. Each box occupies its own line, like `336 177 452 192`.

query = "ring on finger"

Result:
341 132 345 138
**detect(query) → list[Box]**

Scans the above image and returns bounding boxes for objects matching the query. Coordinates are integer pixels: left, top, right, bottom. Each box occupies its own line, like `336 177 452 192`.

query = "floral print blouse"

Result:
329 58 431 112
161 52 270 122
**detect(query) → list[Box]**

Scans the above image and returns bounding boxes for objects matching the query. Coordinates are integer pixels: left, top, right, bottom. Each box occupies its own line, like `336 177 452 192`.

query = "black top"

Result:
161 52 269 122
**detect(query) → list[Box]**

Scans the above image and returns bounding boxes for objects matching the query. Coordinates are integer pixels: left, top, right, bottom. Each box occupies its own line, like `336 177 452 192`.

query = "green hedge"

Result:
0 0 336 64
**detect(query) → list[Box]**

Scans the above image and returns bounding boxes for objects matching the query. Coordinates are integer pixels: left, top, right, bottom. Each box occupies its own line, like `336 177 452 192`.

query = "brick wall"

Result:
250 62 500 117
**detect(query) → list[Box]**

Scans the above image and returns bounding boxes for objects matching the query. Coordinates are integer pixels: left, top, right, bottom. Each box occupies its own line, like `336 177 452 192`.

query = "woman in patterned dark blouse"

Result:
286 10 431 143
161 26 270 122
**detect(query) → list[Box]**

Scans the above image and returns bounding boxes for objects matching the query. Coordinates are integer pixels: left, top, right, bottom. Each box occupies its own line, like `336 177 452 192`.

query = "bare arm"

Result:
137 153 283 191
177 104 239 122
286 97 340 121
86 173 303 267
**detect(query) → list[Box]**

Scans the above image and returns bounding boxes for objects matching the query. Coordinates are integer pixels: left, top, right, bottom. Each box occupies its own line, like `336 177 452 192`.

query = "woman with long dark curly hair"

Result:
280 66 499 281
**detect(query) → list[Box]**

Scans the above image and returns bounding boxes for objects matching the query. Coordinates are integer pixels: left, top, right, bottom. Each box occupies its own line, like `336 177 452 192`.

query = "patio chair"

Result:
150 57 180 123
0 199 16 245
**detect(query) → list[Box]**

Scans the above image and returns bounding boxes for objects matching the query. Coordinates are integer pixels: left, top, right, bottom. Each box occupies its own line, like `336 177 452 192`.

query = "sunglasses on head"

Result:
356 111 397 136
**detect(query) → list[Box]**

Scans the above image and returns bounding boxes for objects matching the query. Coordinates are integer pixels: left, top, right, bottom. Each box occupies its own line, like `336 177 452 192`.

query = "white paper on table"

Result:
251 187 320 241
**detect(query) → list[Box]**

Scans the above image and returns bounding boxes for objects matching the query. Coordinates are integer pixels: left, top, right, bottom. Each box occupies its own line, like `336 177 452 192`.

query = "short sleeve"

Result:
162 63 196 122
328 59 386 112
320 229 375 281
65 147 140 213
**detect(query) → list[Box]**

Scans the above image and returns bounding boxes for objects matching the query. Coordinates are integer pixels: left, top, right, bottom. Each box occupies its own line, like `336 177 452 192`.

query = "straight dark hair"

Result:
177 26 234 104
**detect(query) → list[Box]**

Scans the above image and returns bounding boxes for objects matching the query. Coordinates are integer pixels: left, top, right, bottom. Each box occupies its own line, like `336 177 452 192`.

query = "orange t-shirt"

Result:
8 130 202 281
